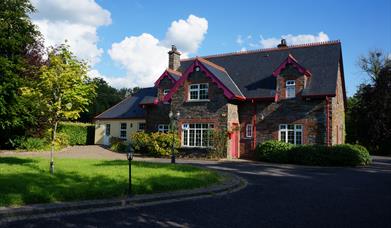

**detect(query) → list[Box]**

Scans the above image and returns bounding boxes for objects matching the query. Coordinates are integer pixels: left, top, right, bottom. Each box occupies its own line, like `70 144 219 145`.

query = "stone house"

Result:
96 40 346 159
141 40 346 159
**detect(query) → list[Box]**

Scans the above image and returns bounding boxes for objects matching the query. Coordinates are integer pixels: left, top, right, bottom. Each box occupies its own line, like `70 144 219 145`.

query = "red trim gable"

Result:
272 54 312 77
154 70 180 87
163 58 244 102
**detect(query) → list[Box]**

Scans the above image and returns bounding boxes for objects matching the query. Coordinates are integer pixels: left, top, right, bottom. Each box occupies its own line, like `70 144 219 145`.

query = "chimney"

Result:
168 45 181 71
277 39 287 48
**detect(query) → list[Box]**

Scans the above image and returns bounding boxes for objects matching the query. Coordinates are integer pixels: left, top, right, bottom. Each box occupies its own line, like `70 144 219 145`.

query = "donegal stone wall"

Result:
239 98 327 158
331 64 345 145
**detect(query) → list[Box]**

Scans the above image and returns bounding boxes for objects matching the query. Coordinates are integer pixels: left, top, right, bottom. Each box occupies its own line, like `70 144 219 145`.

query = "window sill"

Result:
181 145 212 148
186 99 210 103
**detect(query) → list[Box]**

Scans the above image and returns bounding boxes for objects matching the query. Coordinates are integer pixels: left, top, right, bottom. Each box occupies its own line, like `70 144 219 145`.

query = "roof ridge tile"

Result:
181 40 341 61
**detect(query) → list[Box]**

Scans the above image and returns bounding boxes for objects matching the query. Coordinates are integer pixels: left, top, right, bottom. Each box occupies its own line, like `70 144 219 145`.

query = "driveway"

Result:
1 148 391 228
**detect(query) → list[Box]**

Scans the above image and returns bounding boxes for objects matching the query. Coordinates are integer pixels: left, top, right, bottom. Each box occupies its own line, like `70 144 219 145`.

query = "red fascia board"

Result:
163 59 238 102
272 55 312 77
154 70 176 87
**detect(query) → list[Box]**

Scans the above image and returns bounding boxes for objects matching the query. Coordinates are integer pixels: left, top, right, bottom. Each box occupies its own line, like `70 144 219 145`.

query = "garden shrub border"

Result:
256 140 371 166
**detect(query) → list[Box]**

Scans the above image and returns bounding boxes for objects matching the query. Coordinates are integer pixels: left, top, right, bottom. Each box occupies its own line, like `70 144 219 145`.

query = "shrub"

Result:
130 132 179 157
130 132 150 154
208 129 227 159
18 137 47 151
109 137 129 153
57 122 95 145
255 140 371 166
255 140 293 163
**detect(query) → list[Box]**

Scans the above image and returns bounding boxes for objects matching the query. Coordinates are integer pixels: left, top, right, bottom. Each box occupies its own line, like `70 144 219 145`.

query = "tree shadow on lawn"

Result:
0 157 37 165
95 160 205 173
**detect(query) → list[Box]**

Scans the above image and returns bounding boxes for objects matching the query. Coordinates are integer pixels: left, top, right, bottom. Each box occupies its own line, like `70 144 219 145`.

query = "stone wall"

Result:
331 63 345 145
239 98 327 158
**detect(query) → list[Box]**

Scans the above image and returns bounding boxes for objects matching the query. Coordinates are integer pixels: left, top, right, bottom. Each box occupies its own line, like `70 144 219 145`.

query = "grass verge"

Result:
0 157 221 207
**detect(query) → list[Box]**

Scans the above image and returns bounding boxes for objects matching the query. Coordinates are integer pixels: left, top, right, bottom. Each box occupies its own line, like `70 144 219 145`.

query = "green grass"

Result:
0 157 221 207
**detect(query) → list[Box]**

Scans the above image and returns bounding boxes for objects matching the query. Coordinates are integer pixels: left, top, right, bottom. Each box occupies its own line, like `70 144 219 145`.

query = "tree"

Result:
78 80 141 123
346 51 391 155
35 44 96 173
0 0 44 148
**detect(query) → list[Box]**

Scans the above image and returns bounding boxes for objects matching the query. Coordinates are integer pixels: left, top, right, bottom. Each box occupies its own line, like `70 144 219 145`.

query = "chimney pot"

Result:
277 39 287 48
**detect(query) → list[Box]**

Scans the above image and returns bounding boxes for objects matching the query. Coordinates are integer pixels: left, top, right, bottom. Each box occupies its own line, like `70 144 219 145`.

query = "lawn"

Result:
0 157 221 207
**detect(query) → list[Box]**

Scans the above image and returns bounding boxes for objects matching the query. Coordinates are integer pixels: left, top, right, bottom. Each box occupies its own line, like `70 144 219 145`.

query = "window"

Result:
182 123 214 147
138 123 146 131
158 124 169 133
279 124 303 145
105 124 110 136
189 83 209 101
286 80 296 98
120 123 127 139
163 89 170 96
245 124 253 138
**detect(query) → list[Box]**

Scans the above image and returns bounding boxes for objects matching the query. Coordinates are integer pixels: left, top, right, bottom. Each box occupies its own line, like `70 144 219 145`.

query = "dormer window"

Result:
163 89 170 96
189 83 209 101
286 80 296 98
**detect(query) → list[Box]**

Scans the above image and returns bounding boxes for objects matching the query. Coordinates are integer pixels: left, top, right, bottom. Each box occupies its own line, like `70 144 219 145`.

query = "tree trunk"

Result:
50 121 58 174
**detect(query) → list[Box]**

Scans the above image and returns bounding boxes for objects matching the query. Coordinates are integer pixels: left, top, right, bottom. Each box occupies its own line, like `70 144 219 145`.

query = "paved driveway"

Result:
2 149 391 227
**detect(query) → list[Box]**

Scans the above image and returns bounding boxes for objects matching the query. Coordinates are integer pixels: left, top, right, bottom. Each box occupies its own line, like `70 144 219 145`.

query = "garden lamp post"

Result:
169 110 180 164
126 146 134 196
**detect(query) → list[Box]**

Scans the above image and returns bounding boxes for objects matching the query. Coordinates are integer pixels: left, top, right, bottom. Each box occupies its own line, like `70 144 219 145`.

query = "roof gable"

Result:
272 54 312 77
154 69 181 87
163 58 245 102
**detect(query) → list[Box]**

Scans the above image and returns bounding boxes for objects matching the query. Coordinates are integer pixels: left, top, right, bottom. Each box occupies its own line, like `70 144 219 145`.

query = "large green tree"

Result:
32 44 96 173
0 0 44 148
346 51 391 155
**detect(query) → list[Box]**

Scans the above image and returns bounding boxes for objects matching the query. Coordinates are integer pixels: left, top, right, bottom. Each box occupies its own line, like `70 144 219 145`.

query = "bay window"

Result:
279 124 302 145
182 123 214 147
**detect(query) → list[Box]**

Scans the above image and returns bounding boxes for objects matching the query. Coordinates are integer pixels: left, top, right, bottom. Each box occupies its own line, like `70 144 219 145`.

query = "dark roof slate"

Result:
200 59 245 97
95 87 156 119
180 42 341 98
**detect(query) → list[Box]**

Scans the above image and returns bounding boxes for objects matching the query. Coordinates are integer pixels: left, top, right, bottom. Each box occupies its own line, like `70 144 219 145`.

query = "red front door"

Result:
231 124 239 158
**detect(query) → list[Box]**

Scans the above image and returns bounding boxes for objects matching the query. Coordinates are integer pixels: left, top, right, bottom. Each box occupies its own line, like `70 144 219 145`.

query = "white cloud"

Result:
162 15 208 53
107 15 208 88
236 35 244 45
260 32 330 48
31 0 111 66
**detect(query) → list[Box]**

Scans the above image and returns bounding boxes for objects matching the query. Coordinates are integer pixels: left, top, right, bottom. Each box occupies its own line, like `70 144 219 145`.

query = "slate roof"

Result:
180 41 342 98
166 69 181 81
94 87 156 119
198 58 245 98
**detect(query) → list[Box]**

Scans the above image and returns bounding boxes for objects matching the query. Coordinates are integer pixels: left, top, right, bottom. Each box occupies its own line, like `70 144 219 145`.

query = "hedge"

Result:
57 122 95 145
256 140 371 166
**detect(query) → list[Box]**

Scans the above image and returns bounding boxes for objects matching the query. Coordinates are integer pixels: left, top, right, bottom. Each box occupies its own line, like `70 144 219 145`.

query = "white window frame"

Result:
158 124 169 133
188 83 209 101
245 124 253 138
120 123 127 139
182 123 214 148
138 123 146 131
163 89 170 96
278 124 303 145
286 80 296 98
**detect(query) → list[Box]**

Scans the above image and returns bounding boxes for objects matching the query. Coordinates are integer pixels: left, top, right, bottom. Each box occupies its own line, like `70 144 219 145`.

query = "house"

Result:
142 40 346 158
94 88 155 145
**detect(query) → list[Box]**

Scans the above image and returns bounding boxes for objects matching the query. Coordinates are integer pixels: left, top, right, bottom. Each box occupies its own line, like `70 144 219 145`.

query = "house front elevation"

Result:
142 40 346 159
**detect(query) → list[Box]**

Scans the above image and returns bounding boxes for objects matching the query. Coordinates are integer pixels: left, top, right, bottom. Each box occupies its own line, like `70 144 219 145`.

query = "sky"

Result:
30 0 391 97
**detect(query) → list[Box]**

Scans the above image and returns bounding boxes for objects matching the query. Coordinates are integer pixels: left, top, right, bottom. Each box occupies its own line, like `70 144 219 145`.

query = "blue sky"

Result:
32 0 391 96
